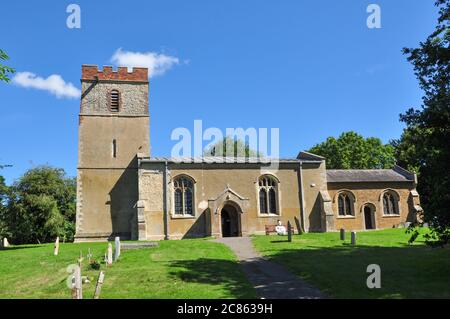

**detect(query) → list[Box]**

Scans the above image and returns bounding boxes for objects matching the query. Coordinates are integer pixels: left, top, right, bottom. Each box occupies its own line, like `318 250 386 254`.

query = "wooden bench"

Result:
265 224 295 235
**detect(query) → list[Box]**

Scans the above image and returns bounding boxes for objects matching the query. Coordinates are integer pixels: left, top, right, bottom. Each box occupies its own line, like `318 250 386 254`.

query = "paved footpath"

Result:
214 237 326 299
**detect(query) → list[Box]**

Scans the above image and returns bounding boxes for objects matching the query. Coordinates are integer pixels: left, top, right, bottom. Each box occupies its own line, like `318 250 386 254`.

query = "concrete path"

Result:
215 237 326 299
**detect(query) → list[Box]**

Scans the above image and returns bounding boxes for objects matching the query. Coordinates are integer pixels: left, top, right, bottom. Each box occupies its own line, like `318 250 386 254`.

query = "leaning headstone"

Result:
72 265 82 299
93 271 105 299
114 236 121 261
54 237 60 256
107 243 113 266
340 228 345 241
3 238 9 247
287 221 292 242
351 231 356 245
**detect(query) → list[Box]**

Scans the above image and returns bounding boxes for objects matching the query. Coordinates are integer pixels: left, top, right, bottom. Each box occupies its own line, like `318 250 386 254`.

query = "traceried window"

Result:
258 175 279 215
382 191 399 215
173 176 194 216
337 192 354 216
110 90 120 112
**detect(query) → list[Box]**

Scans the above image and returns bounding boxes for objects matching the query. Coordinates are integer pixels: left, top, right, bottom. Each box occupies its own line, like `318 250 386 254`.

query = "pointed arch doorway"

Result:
220 203 242 237
363 203 376 230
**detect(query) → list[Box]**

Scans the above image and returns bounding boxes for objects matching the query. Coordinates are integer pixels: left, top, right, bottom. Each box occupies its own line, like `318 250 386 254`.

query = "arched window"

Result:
110 90 120 112
382 191 399 215
337 192 354 216
258 175 279 215
173 176 194 216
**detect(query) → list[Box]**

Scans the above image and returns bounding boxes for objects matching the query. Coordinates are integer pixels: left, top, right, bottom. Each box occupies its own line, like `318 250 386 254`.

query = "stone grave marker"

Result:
93 271 105 299
3 238 9 247
287 221 292 242
107 243 113 266
72 265 83 299
114 236 121 261
340 228 345 240
54 237 60 256
351 231 357 245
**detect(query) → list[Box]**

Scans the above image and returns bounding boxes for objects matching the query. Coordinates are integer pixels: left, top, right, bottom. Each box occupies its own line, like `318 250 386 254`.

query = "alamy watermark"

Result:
366 264 381 289
367 4 381 29
170 120 280 172
66 4 81 29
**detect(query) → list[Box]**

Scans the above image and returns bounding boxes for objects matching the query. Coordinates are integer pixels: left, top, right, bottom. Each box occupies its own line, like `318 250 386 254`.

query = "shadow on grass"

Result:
168 258 255 298
258 243 450 298
0 245 43 251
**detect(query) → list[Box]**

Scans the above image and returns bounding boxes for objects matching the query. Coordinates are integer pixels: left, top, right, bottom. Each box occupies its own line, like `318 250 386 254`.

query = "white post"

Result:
107 243 113 266
54 237 60 256
114 236 121 261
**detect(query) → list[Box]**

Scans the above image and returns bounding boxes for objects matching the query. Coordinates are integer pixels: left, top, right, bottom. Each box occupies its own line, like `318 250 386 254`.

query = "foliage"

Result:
203 136 261 158
88 260 101 270
0 49 15 83
0 176 9 236
393 0 450 245
0 166 76 244
308 131 396 169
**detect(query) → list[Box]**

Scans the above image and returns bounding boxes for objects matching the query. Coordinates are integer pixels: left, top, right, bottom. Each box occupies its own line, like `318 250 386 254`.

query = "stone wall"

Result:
327 181 417 231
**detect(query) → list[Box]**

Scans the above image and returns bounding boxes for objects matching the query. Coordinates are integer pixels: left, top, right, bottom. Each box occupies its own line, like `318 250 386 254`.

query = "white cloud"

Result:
12 72 80 99
111 48 180 78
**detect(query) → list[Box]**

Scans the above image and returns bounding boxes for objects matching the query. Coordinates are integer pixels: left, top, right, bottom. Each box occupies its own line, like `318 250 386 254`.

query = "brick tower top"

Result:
81 65 148 82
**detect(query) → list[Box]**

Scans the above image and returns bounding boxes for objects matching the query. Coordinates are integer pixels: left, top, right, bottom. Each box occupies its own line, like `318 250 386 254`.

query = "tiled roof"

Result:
326 167 415 183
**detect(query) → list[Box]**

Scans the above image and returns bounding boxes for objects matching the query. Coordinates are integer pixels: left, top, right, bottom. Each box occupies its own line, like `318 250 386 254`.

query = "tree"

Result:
0 176 9 236
0 49 15 83
308 131 396 169
203 136 261 158
394 0 450 246
1 166 76 244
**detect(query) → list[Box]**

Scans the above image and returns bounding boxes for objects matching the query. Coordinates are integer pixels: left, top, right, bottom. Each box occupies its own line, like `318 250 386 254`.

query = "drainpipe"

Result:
299 161 306 232
163 161 169 240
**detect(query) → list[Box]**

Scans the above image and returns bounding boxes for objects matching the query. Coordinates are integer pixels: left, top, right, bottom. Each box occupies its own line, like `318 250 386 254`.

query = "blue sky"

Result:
0 0 439 184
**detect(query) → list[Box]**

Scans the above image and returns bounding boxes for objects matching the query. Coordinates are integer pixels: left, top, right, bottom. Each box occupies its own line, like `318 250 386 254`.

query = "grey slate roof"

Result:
326 167 415 183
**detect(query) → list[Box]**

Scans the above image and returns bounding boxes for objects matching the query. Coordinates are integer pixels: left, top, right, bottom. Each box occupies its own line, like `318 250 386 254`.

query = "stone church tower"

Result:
75 65 150 242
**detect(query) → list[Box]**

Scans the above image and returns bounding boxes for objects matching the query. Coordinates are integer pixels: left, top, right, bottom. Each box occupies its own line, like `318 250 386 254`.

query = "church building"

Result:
74 65 422 242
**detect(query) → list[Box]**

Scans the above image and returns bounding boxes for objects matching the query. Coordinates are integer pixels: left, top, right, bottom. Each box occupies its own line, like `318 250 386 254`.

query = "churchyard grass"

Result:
0 238 255 299
252 228 450 298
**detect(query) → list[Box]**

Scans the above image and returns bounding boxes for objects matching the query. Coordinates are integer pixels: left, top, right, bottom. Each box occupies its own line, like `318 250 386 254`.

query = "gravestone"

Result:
3 238 9 247
351 231 356 245
340 229 345 240
54 237 60 256
114 237 121 261
93 271 105 299
287 221 292 242
107 243 113 266
72 265 82 299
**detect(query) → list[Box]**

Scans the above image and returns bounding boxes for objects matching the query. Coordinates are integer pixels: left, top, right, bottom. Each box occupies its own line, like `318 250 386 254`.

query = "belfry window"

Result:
173 176 194 216
258 175 279 215
337 192 354 216
110 90 120 112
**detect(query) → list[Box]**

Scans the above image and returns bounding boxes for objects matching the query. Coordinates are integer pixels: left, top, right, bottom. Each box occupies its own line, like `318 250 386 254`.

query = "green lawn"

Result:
252 228 450 298
0 238 256 299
